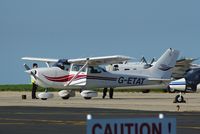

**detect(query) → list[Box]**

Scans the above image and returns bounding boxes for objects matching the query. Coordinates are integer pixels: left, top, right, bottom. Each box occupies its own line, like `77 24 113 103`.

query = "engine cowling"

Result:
80 90 98 99
169 78 200 93
169 78 186 92
196 84 200 93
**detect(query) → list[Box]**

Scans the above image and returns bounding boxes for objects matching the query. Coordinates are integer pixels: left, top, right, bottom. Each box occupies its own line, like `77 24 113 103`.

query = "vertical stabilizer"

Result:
150 48 179 79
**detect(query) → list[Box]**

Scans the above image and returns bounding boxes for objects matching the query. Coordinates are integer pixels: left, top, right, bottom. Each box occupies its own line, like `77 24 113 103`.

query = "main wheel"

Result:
142 89 150 93
62 96 70 100
41 98 47 100
84 97 92 100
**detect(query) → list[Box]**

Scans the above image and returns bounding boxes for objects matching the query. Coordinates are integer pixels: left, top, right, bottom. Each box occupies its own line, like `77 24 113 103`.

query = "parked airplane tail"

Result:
149 48 180 79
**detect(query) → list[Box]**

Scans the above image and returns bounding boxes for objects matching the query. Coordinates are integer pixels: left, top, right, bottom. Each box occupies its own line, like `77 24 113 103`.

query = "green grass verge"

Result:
0 84 57 92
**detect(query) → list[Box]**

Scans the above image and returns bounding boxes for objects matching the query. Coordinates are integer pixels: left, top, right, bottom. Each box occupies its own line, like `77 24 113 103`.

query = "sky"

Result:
0 0 200 84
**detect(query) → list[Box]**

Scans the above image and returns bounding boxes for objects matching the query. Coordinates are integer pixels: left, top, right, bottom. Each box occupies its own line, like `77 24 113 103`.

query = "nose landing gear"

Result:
173 92 186 103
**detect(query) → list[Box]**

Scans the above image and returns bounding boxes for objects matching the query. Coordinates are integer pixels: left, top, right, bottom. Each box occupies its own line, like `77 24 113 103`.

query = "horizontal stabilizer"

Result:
148 78 172 82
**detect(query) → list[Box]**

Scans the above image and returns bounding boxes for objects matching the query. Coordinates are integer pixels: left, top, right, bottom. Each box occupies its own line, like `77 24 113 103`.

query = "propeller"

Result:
23 64 52 87
23 64 37 79
24 64 31 70
141 57 155 69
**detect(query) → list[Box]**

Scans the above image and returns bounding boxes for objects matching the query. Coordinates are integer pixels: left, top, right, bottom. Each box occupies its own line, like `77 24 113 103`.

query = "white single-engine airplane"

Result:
22 48 179 100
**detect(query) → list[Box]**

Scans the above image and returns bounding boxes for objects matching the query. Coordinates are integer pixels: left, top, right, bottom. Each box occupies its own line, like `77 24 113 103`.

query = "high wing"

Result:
22 55 132 65
68 55 132 65
172 58 197 79
22 57 58 63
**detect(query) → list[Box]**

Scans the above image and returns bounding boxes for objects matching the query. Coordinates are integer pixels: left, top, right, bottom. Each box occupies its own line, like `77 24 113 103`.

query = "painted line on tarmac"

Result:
178 126 200 130
0 123 25 125
0 118 85 126
0 112 151 116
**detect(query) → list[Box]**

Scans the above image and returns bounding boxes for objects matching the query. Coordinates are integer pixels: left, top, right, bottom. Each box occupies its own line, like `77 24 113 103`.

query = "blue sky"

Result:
0 0 200 84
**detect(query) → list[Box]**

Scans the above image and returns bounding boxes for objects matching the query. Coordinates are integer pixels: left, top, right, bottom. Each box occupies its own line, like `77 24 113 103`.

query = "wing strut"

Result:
45 62 50 68
64 58 89 87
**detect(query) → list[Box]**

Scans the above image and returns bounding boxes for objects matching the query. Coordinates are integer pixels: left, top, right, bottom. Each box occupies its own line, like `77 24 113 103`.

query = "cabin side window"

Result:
88 66 102 73
64 64 70 71
113 65 119 71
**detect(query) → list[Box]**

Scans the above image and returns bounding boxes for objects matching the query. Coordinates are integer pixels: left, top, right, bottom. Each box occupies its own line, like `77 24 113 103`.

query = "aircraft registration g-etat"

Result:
22 48 179 100
118 77 145 85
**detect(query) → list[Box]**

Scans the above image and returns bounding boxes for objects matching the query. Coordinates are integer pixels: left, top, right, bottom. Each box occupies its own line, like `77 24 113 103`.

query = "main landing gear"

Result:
102 88 114 99
38 89 54 100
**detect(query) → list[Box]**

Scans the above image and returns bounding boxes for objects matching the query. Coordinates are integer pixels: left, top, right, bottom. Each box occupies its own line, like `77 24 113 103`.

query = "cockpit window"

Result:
72 64 86 72
53 59 70 71
88 66 103 73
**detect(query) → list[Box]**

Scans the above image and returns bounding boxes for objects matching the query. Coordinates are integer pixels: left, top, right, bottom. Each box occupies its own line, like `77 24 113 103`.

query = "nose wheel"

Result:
84 97 92 100
173 92 186 103
41 98 48 100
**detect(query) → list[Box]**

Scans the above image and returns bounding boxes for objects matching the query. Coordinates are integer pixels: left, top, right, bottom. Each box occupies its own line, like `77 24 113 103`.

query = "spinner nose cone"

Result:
25 70 32 74
25 69 37 75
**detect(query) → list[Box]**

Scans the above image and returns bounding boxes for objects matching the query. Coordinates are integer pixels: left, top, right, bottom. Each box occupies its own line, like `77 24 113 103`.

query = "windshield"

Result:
53 59 70 71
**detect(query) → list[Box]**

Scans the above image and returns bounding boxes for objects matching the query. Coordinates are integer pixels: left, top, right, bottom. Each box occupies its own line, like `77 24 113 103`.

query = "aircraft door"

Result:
87 66 109 88
69 64 87 86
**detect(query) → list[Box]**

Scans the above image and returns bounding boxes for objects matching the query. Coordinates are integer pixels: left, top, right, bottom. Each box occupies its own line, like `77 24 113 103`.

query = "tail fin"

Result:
149 48 179 79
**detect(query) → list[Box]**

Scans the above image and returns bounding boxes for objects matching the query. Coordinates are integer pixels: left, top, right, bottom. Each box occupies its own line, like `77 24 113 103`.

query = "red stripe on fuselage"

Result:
42 74 117 83
43 74 87 82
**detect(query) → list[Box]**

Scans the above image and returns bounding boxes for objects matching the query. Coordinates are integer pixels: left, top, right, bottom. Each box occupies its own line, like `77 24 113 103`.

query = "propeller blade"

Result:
25 70 37 79
24 64 37 79
23 64 31 70
23 64 49 85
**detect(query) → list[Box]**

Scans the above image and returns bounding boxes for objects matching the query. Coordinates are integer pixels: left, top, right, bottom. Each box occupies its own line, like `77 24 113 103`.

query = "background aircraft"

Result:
22 48 179 100
107 57 196 79
169 67 200 103
106 56 197 92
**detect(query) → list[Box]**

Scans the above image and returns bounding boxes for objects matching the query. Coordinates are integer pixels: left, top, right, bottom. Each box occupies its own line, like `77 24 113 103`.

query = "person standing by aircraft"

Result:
102 88 107 99
103 88 114 99
31 63 38 99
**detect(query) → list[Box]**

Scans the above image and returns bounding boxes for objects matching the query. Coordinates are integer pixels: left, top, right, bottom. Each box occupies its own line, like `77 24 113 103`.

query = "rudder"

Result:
149 48 180 79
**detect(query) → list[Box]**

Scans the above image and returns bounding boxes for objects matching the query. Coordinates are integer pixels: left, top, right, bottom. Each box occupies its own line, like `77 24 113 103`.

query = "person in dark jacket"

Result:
31 63 38 99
